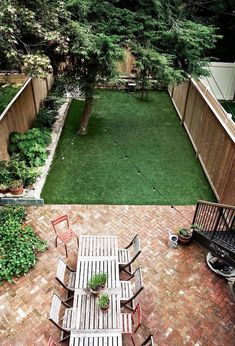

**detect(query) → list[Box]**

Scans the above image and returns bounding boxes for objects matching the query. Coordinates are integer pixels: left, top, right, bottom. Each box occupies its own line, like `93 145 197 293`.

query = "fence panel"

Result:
200 62 235 100
0 75 53 160
170 79 235 205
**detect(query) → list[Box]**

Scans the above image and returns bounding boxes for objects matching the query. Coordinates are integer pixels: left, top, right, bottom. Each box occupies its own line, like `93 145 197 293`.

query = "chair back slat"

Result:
56 258 66 284
134 268 143 292
50 294 61 323
133 235 141 254
51 215 69 234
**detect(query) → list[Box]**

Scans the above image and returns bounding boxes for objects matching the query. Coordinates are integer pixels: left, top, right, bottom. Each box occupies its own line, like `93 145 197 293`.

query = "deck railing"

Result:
192 200 235 250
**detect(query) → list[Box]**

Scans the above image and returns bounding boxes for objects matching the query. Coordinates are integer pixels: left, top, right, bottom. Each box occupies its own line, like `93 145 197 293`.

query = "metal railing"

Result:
192 200 235 249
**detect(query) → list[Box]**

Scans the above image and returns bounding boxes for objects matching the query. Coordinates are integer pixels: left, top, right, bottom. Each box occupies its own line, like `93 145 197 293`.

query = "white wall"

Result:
200 62 235 101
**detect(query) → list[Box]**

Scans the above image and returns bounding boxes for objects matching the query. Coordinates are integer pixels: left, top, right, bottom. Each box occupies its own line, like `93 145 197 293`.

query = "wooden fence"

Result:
0 73 27 85
0 75 53 160
169 79 235 205
118 50 136 76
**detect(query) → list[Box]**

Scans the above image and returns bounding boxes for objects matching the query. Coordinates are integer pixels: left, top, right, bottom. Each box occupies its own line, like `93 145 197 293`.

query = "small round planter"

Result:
0 187 9 194
178 229 192 245
90 288 101 296
9 186 24 195
100 304 109 311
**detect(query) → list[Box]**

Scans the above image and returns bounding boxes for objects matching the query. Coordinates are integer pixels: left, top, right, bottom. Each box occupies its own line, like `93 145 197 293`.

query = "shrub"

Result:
8 128 51 167
7 159 39 187
0 206 47 283
43 93 65 110
34 107 57 129
0 160 11 184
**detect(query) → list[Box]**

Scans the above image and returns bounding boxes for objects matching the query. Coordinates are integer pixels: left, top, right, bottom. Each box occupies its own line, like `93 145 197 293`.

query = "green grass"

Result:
220 101 235 121
42 90 215 204
0 84 22 114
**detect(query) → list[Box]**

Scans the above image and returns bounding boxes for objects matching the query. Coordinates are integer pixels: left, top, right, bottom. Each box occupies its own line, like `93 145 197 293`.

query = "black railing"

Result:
192 200 235 250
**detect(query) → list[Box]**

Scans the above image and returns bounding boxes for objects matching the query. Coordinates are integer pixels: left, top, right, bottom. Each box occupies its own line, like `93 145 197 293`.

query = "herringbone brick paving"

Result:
0 205 234 346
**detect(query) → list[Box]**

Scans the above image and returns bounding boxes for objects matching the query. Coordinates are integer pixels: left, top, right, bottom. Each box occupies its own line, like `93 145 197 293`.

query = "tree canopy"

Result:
0 0 219 134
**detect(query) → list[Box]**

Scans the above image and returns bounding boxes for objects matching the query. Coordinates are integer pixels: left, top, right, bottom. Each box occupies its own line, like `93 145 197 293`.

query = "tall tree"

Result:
185 0 235 62
0 0 219 135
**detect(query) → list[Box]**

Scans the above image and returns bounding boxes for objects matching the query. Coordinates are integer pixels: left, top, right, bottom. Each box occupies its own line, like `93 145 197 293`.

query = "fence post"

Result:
45 77 49 92
195 86 208 158
181 78 191 124
30 79 38 114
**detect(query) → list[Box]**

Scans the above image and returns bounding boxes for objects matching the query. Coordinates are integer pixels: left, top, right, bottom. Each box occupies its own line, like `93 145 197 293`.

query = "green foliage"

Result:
97 293 109 308
0 206 47 283
0 0 220 134
0 160 11 184
9 179 23 189
88 273 107 291
7 159 39 187
34 77 66 129
0 0 70 74
178 228 192 237
34 107 57 129
0 84 21 114
8 128 51 167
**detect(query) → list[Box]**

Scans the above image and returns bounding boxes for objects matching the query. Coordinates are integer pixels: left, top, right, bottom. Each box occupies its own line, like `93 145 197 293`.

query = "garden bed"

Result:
0 84 22 114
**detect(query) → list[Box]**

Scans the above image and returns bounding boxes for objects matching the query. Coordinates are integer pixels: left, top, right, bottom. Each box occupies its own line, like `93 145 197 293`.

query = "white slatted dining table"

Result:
69 236 123 346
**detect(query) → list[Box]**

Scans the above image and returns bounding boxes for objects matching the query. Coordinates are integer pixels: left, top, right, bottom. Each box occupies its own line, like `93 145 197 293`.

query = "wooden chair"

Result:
47 336 57 346
56 258 76 303
51 214 79 257
228 277 235 301
118 234 141 274
49 293 74 343
141 335 154 346
121 303 141 345
120 267 144 309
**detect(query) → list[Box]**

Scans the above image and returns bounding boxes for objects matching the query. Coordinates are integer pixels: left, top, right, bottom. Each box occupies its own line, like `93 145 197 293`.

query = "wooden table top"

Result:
69 235 122 346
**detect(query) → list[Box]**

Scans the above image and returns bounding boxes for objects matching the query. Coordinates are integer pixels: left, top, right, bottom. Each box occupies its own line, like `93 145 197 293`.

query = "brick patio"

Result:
0 205 234 346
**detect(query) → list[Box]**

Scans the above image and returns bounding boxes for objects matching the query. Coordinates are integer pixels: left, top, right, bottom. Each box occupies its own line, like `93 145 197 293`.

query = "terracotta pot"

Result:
178 234 192 245
90 288 101 296
0 187 9 194
9 186 24 195
100 304 109 311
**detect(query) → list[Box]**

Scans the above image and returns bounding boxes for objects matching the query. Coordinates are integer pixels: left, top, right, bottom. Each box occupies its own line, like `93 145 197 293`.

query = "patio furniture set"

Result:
49 215 154 345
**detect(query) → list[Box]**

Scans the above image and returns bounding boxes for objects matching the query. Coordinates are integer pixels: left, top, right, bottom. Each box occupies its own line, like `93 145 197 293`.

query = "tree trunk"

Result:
77 97 93 135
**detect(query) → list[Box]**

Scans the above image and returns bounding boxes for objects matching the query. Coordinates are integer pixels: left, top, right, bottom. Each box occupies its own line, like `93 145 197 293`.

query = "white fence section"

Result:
200 62 235 101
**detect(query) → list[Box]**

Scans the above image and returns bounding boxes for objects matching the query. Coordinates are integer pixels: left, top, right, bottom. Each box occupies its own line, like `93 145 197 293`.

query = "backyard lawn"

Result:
42 90 215 204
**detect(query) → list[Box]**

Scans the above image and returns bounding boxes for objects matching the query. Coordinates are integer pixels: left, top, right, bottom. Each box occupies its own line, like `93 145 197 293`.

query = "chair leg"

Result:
76 237 79 248
55 236 58 247
130 335 136 346
60 331 70 343
65 244 68 258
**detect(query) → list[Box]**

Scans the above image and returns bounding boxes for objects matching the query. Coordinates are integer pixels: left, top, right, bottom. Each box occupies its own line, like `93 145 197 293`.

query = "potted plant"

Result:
88 273 107 295
178 227 193 245
97 293 110 311
9 179 24 195
0 183 9 194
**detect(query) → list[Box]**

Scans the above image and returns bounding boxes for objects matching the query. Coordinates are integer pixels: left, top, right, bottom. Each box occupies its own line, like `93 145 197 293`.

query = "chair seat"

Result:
120 281 132 300
58 229 77 244
68 272 76 290
62 308 74 330
120 313 132 333
118 249 130 265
